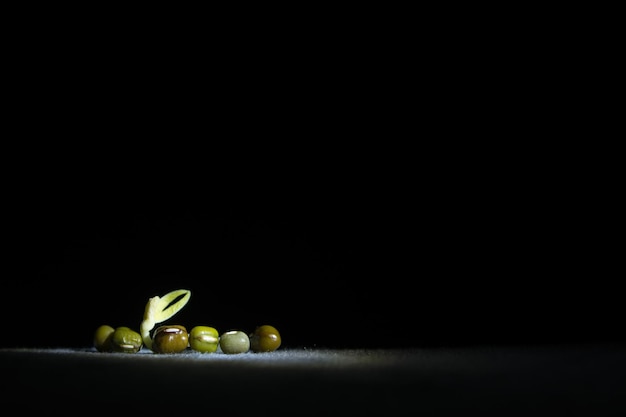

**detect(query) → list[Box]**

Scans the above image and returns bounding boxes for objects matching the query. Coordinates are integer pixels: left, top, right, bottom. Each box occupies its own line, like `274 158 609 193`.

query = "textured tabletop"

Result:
2 344 626 416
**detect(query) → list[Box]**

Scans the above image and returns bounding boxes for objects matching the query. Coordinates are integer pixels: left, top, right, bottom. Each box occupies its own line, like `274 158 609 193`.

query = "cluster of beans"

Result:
94 324 281 354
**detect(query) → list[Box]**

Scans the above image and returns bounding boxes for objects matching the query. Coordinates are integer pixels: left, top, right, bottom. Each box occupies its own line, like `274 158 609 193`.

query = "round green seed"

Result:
152 325 189 354
110 326 143 353
249 325 282 352
94 324 115 352
219 330 250 354
189 326 219 353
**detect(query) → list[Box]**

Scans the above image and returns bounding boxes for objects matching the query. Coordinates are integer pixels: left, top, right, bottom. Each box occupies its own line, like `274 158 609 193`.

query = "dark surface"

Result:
2 344 626 416
3 146 623 417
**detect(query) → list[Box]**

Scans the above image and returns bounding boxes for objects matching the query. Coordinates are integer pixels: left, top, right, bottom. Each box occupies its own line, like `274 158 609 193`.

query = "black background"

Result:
3 148 621 351
3 7 621 352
